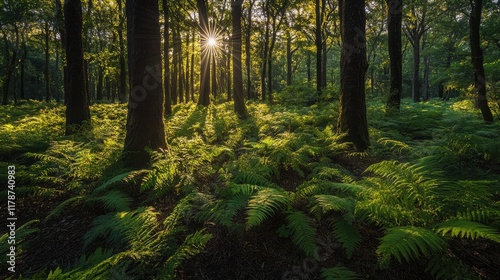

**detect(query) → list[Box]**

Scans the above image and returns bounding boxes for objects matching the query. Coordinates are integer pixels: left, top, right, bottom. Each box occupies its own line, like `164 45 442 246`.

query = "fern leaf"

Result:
436 220 500 243
246 188 291 229
332 220 361 259
377 226 446 268
94 170 147 194
161 230 212 279
321 266 359 280
284 211 318 259
94 190 133 212
45 195 86 222
311 195 355 216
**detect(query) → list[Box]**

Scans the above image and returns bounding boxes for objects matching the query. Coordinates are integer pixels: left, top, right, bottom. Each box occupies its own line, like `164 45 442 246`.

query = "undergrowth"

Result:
1 98 498 279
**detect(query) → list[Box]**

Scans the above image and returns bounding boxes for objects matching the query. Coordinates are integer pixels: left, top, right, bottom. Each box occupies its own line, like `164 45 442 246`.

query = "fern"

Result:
435 220 500 243
160 230 212 279
0 220 39 257
45 195 87 222
311 195 355 218
280 211 319 259
377 226 446 268
425 252 480 280
94 190 133 212
246 188 292 229
93 170 148 194
321 266 359 280
332 220 361 259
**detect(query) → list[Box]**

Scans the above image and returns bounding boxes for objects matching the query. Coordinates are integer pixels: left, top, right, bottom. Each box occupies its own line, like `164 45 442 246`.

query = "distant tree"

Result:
123 0 167 167
386 0 403 111
64 0 91 134
117 0 127 103
162 0 172 115
337 0 370 151
469 0 494 122
232 0 248 119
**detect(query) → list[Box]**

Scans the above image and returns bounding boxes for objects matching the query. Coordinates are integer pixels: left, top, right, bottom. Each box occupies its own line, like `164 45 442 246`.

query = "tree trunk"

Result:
261 12 270 101
163 0 171 114
178 28 184 103
337 0 369 151
124 0 167 167
412 33 420 102
469 0 493 123
197 0 211 106
44 21 52 103
212 55 217 99
96 66 104 100
245 1 254 99
386 0 402 111
117 0 127 103
172 27 179 105
306 52 311 83
64 0 91 134
232 0 248 119
315 0 323 93
286 28 292 86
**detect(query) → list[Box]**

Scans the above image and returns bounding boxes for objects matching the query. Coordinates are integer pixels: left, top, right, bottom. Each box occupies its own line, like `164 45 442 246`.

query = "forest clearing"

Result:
1 0 500 279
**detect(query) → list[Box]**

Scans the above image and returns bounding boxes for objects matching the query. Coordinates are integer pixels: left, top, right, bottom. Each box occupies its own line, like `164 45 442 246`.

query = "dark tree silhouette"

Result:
386 0 403 111
469 0 494 123
123 0 167 167
64 0 91 135
337 0 370 151
232 0 248 119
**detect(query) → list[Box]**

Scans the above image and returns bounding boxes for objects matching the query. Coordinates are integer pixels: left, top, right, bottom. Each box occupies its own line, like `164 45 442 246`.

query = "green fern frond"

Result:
163 193 201 232
321 266 359 280
161 230 212 279
377 137 413 154
197 195 248 228
246 188 292 229
94 170 148 194
84 207 160 249
94 190 133 212
228 183 267 197
377 226 446 268
232 172 278 188
0 220 39 256
332 220 361 259
311 195 355 217
456 209 498 223
436 220 500 242
45 196 87 222
283 211 318 259
425 252 480 280
296 180 364 199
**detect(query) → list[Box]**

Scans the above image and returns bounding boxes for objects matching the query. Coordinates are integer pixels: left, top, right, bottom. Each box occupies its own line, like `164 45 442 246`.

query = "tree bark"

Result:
172 27 179 105
386 0 402 111
124 0 167 167
64 0 91 134
245 0 254 99
469 0 493 123
232 0 248 119
337 0 370 151
315 0 323 93
163 0 171 114
197 0 211 106
44 21 52 103
117 0 127 103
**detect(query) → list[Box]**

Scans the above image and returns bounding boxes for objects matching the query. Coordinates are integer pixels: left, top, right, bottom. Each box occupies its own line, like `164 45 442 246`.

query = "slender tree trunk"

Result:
286 28 292 86
163 0 171 114
337 0 369 151
245 1 254 99
232 0 248 119
96 66 104 100
124 0 167 167
315 0 323 92
197 0 211 106
44 21 52 103
261 13 270 101
306 52 311 83
20 40 27 100
178 28 184 103
469 0 493 122
64 0 91 134
386 0 402 111
172 27 179 105
190 31 195 101
212 55 217 99
412 33 420 102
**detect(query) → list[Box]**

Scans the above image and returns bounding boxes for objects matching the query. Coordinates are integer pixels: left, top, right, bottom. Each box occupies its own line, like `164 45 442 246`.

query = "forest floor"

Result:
1 97 499 279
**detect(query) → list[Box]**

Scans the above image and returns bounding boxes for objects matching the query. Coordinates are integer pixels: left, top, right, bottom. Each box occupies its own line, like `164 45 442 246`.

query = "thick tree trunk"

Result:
64 0 91 134
232 0 248 119
386 0 402 111
337 0 369 151
124 0 167 167
163 0 171 114
469 0 494 123
197 0 211 106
